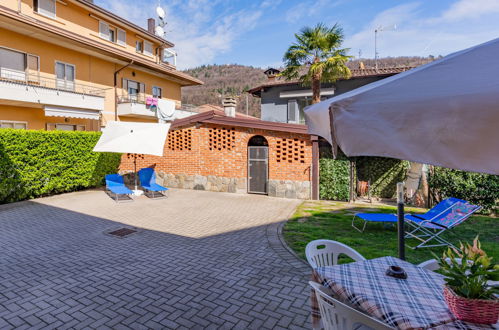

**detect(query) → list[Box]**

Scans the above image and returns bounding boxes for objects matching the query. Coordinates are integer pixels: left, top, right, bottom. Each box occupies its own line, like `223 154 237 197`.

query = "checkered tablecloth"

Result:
311 256 496 330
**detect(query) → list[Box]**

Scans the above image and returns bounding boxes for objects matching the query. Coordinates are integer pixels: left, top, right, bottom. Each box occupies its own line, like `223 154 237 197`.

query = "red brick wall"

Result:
119 123 312 182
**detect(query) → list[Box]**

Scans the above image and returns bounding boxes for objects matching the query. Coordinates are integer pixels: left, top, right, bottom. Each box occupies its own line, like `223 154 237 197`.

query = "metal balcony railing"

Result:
116 94 147 104
0 67 107 97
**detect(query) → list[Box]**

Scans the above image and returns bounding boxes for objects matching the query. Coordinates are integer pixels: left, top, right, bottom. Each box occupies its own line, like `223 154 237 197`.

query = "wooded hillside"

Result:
181 56 438 117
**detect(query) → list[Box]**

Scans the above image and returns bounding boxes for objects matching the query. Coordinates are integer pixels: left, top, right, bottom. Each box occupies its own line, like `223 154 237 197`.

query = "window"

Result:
55 61 75 91
287 99 298 124
123 79 145 102
144 41 153 56
34 0 56 19
99 21 117 42
0 121 27 129
152 86 162 98
117 29 126 46
135 41 143 53
46 123 85 131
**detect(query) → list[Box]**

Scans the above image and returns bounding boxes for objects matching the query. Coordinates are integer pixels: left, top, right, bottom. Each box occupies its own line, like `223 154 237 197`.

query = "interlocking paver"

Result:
0 189 311 328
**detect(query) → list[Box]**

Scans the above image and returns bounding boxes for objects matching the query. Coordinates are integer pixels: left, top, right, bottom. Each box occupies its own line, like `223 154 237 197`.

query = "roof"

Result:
73 0 174 47
247 67 413 95
171 110 309 134
0 5 203 86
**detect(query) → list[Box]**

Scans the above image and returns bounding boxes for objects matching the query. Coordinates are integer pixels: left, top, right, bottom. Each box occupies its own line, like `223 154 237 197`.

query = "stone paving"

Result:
0 189 311 329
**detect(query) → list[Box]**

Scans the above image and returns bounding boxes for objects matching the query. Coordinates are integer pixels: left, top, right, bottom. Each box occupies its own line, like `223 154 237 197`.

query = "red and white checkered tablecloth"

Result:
311 256 497 330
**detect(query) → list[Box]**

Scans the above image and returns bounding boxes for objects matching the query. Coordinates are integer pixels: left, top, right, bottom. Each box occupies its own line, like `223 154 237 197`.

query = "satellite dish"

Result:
155 25 165 37
156 6 165 19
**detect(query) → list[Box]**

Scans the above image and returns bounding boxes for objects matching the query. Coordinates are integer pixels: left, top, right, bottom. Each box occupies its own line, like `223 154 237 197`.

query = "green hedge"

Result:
319 158 350 201
356 157 411 198
0 129 122 203
429 167 498 214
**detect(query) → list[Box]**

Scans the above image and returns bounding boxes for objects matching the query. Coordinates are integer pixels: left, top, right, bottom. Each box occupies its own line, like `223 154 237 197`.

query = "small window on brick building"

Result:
208 127 236 151
167 129 192 151
276 138 306 164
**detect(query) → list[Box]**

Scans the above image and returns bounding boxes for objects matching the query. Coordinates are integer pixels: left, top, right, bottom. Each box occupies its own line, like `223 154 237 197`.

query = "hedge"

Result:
0 129 122 203
356 157 411 198
428 167 498 214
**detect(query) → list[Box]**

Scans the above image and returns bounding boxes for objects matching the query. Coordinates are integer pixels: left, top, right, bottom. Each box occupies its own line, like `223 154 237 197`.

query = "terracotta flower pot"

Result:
443 286 499 324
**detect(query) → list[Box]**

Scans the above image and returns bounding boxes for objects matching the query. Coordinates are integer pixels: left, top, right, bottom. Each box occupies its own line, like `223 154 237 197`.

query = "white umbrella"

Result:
305 38 499 260
93 121 170 194
305 37 499 175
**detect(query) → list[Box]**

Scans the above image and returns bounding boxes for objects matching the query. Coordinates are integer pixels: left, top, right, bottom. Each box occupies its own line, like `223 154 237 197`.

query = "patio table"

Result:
311 256 497 330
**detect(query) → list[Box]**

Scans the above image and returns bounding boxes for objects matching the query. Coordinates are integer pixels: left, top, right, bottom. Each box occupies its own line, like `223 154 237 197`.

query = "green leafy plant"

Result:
436 237 499 300
0 129 122 203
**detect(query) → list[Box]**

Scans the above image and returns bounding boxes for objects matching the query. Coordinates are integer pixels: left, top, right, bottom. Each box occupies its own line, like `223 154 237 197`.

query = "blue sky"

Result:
96 0 499 69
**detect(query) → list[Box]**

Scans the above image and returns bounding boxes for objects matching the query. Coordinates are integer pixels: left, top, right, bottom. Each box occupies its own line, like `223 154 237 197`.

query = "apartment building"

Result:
0 0 202 131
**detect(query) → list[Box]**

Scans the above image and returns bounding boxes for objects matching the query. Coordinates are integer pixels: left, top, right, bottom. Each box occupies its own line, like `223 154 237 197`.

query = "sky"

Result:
95 0 499 70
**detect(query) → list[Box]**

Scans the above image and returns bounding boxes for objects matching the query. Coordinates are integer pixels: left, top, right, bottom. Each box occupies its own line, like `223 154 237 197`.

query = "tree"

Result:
281 23 352 104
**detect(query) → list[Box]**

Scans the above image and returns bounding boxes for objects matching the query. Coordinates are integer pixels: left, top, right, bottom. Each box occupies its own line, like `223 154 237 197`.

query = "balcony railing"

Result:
117 93 147 104
0 67 107 97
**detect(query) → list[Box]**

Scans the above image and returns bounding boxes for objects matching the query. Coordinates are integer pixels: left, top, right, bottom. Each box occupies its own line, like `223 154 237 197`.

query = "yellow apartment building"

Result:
0 0 202 131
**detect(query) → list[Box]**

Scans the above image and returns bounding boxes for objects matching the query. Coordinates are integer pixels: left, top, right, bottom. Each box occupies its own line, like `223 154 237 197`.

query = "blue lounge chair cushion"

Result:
105 174 133 195
138 168 168 192
355 213 398 222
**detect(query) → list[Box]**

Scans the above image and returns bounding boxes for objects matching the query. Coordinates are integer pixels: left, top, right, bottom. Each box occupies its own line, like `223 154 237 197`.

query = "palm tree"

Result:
281 23 352 104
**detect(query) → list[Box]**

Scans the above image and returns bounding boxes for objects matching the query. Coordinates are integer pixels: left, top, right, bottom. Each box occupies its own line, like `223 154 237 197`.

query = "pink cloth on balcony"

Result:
146 97 159 106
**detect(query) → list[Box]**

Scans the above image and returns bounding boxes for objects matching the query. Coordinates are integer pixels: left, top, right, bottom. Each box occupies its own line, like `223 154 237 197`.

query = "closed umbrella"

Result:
93 121 170 195
305 38 499 259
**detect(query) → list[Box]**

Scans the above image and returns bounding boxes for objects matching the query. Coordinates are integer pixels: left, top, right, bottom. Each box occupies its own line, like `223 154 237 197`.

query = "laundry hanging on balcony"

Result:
156 99 176 122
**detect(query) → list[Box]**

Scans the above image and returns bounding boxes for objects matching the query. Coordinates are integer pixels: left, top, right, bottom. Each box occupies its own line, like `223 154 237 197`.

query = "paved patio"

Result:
0 189 311 329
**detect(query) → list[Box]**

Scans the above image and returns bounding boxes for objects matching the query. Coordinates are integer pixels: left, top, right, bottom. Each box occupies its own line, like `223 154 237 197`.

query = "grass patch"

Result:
283 201 498 265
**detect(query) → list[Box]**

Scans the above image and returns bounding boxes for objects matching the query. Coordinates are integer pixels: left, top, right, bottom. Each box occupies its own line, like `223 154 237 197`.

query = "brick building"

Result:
119 108 314 199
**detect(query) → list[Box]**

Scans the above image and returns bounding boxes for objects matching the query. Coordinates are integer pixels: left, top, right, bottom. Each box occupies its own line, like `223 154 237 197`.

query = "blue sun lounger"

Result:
105 174 133 202
138 168 169 199
352 197 470 233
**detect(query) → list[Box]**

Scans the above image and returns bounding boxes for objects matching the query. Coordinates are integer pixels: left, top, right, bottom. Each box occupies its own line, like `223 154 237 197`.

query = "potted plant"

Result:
436 237 499 324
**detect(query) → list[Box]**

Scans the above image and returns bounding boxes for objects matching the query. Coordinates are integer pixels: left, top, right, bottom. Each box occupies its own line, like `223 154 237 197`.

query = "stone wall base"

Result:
121 171 310 199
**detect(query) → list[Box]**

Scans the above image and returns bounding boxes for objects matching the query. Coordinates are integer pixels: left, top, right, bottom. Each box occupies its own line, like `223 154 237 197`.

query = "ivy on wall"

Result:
356 157 411 198
0 129 121 203
319 158 350 201
429 167 498 214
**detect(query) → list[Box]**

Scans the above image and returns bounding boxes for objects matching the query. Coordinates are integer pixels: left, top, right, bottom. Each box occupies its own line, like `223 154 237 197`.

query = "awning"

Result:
93 121 170 156
44 106 100 120
305 37 499 175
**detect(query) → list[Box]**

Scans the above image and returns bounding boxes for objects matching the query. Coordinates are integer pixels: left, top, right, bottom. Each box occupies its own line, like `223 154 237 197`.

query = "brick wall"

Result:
119 123 312 198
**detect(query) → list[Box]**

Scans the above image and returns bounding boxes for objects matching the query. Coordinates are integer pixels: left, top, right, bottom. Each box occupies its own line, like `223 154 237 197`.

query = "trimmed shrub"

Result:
429 167 498 214
0 129 121 203
319 158 350 201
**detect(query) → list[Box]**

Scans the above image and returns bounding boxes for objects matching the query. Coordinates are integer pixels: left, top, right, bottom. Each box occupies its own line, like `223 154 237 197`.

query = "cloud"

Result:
96 0 262 69
346 1 499 59
440 0 499 21
284 0 343 23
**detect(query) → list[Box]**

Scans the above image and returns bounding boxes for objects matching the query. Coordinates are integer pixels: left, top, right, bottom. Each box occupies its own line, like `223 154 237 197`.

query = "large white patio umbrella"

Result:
93 121 170 195
305 37 499 175
305 38 499 259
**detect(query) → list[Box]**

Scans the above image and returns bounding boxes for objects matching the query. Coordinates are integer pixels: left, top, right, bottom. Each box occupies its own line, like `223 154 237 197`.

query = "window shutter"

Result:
99 21 109 39
144 41 153 56
27 55 39 71
122 78 128 90
117 29 126 46
76 125 85 131
287 100 298 123
46 123 56 131
37 0 56 18
139 83 145 93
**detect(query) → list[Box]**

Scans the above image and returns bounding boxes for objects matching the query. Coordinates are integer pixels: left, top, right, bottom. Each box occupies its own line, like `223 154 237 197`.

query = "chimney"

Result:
147 18 155 34
264 68 280 81
222 97 237 118
359 61 365 70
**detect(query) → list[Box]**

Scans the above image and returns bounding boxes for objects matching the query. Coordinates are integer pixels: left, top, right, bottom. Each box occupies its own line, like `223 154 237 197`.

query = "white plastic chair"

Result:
418 258 465 271
310 281 394 330
306 239 366 268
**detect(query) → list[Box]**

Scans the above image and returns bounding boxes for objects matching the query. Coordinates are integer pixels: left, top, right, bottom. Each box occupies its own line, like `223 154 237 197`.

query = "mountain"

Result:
181 56 439 118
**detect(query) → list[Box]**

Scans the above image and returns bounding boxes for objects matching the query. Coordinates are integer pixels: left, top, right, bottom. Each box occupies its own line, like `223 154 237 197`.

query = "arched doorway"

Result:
247 135 268 194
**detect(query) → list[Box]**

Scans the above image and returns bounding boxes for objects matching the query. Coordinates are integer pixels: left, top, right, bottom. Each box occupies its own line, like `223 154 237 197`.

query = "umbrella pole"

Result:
397 182 405 260
134 154 138 191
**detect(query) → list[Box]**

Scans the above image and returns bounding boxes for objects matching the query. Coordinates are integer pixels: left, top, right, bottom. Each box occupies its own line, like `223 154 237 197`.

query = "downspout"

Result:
113 61 134 121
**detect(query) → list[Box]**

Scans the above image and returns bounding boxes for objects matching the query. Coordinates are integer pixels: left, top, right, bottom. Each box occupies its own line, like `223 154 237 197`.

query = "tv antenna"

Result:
374 24 397 71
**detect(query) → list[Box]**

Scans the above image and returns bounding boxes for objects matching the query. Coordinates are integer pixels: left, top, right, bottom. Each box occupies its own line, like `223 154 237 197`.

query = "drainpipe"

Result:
113 61 134 121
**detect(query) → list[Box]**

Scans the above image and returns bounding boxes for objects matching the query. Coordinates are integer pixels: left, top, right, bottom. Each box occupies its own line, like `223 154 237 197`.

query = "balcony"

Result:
117 95 158 119
0 68 105 116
